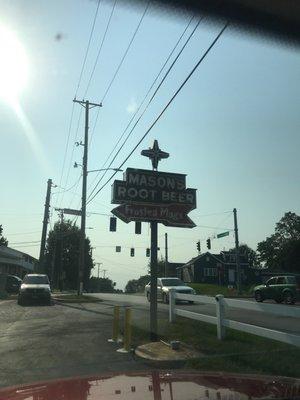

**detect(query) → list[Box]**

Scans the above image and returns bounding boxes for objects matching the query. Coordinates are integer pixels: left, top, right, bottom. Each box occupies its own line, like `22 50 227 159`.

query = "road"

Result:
0 300 148 388
89 293 300 335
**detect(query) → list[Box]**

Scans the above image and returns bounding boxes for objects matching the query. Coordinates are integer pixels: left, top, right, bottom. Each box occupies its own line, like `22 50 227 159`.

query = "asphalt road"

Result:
0 299 148 388
89 293 300 335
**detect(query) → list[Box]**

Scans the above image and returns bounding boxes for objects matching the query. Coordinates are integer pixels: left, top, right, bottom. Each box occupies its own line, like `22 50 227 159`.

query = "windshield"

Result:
161 278 185 286
23 276 49 285
0 0 299 395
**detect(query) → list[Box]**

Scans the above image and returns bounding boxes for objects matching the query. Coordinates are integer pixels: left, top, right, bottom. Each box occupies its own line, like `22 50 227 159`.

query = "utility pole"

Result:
95 262 103 278
164 233 168 277
39 178 52 273
73 99 102 295
233 208 241 294
101 269 107 279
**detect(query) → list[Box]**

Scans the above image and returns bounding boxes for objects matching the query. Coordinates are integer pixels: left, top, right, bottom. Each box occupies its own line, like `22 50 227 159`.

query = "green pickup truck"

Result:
254 275 300 305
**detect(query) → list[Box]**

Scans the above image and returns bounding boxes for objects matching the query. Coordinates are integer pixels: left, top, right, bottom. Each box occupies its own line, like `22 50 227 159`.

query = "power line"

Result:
101 0 150 104
59 110 83 207
74 0 102 98
87 14 195 200
87 22 229 205
52 174 82 196
6 231 41 236
89 0 150 148
84 0 118 98
57 0 101 208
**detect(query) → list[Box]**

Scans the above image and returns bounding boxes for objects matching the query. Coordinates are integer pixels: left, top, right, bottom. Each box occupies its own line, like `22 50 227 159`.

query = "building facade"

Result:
0 246 37 278
177 251 262 286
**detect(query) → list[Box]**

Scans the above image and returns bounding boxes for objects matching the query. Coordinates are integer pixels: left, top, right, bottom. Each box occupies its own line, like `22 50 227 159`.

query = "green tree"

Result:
0 225 8 246
147 257 166 277
228 243 258 267
125 275 150 293
44 220 93 290
89 277 115 293
257 212 300 272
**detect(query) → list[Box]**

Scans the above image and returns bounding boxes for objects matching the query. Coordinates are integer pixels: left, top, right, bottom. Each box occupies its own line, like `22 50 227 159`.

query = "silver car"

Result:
145 277 196 303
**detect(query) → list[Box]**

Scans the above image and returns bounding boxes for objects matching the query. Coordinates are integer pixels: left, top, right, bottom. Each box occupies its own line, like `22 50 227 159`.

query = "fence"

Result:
168 290 300 347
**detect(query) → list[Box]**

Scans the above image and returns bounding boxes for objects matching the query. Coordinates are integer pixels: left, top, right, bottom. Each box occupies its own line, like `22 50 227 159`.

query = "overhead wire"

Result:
87 21 229 205
57 0 101 208
89 0 151 148
83 0 118 98
87 14 195 199
74 0 102 98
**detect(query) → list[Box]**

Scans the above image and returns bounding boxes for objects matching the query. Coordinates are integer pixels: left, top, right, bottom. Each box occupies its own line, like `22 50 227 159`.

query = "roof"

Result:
176 252 223 269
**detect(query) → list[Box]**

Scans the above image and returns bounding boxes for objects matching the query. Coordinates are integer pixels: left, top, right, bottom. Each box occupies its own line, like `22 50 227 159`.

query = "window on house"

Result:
204 268 217 277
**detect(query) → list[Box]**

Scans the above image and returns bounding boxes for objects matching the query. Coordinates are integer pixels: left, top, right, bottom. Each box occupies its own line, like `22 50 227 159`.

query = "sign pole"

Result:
150 222 158 341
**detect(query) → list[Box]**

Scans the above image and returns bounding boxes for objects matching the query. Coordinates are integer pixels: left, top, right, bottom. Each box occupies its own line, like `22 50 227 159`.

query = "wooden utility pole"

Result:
39 178 52 273
233 208 241 294
73 99 102 295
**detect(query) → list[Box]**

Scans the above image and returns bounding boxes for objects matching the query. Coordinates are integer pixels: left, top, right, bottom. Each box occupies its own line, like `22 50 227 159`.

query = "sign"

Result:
217 231 230 238
63 208 82 216
112 203 196 228
112 168 196 209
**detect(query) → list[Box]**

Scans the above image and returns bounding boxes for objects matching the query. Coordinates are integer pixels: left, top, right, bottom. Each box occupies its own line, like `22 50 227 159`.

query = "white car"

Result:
145 277 196 303
18 274 51 305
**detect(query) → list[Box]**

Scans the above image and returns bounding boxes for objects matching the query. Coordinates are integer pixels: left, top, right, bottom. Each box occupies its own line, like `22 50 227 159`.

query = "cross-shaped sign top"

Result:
141 140 169 170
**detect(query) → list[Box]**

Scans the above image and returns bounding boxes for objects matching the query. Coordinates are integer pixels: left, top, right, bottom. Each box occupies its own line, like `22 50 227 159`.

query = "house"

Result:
166 262 184 277
176 251 263 286
0 246 38 278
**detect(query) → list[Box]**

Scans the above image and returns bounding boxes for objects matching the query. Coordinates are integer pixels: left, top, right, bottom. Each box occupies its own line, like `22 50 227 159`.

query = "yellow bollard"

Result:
108 306 120 342
123 308 132 352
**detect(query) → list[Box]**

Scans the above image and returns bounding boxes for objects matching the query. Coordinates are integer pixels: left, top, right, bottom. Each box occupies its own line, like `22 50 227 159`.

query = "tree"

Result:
0 225 8 246
257 212 300 273
44 220 93 290
228 243 258 267
89 277 115 293
147 257 166 277
125 275 150 293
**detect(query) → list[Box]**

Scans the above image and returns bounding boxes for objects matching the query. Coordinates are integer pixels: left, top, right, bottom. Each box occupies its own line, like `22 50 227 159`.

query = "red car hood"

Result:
0 371 299 400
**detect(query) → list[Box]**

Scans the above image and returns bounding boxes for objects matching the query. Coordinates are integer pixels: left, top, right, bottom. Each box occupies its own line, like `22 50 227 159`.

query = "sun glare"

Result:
0 25 29 104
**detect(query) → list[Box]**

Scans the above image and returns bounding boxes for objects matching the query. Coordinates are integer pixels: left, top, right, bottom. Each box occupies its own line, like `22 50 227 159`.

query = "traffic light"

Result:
146 248 150 257
196 241 200 252
135 221 141 234
115 246 121 253
130 248 135 257
109 217 117 232
206 238 211 250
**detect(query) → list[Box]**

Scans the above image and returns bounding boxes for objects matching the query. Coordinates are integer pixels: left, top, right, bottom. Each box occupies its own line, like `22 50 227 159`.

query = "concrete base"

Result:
135 341 202 368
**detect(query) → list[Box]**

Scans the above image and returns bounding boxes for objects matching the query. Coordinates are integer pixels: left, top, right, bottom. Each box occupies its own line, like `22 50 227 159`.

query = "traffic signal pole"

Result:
73 99 102 295
233 208 241 294
39 178 52 273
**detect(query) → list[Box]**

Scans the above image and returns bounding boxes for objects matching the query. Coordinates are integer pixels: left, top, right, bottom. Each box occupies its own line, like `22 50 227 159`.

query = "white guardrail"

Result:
168 290 300 347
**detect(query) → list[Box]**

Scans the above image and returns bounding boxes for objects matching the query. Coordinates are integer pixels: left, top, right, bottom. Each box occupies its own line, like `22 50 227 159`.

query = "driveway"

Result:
0 300 148 388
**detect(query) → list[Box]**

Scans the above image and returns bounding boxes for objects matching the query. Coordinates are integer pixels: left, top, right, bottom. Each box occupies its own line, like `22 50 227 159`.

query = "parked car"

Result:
18 274 51 305
145 277 196 303
253 275 300 305
5 275 22 294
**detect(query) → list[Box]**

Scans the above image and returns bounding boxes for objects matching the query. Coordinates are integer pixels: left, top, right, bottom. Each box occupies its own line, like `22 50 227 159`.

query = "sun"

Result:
0 25 29 104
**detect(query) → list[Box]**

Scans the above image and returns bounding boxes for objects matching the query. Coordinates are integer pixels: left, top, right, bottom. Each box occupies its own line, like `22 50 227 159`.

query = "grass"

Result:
189 283 254 298
52 294 103 303
132 317 300 378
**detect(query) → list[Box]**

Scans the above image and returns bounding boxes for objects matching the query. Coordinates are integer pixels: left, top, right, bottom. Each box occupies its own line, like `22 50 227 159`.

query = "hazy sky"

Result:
1 0 300 289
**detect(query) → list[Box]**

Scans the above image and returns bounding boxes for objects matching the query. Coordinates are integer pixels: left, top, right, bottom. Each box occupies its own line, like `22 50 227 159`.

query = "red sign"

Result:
111 203 196 228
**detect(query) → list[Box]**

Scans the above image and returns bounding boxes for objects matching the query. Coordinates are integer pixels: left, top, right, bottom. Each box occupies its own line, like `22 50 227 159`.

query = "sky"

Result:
1 0 300 289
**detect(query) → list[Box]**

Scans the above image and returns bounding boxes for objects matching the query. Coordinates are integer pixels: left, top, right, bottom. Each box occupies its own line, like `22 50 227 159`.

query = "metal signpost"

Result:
111 140 197 341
